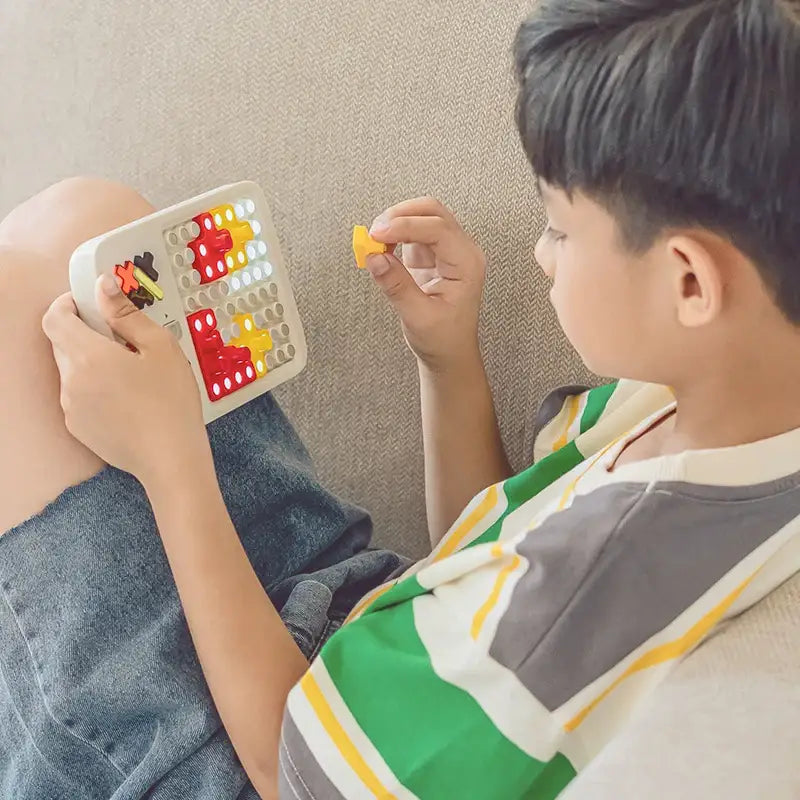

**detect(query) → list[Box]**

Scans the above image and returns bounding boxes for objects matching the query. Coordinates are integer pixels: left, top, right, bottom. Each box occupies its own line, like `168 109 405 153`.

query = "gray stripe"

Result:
279 708 347 800
534 385 591 446
490 477 800 710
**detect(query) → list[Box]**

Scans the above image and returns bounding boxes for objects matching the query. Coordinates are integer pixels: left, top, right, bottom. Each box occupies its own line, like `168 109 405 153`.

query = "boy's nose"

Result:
534 234 555 279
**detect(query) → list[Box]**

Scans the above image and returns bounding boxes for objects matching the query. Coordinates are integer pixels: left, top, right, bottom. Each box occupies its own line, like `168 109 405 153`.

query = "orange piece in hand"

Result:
352 225 388 269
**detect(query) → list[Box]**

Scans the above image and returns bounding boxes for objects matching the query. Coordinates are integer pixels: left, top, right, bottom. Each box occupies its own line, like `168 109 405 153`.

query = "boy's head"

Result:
515 0 800 384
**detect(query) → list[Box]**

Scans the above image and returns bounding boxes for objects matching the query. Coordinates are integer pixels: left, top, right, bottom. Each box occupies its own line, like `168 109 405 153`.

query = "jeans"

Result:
0 394 408 799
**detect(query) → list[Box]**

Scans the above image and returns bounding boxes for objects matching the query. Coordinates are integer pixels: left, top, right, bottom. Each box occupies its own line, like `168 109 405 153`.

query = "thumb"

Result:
95 273 161 349
365 253 428 320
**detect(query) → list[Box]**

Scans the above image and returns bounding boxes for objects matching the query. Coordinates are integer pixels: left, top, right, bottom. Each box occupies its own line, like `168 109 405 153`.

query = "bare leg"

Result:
0 177 155 532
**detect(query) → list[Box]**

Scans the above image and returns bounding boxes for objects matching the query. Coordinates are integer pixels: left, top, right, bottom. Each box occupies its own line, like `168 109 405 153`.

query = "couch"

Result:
1 1 798 796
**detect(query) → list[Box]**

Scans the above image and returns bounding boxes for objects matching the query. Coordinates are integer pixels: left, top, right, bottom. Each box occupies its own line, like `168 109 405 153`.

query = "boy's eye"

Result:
544 225 566 243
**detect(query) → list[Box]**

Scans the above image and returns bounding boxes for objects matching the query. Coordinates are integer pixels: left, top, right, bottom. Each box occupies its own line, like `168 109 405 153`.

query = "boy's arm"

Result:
365 197 512 548
42 287 301 800
419 355 511 546
144 450 305 800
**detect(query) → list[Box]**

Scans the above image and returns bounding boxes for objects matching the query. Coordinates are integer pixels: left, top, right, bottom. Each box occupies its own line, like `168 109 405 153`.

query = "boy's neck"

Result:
668 345 800 453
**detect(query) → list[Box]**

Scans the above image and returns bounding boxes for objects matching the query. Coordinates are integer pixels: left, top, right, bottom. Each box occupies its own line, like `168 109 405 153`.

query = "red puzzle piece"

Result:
189 213 233 284
221 345 257 387
187 310 257 400
114 262 139 295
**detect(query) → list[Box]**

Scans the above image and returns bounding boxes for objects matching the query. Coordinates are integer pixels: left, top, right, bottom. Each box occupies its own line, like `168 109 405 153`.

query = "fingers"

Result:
94 274 165 350
420 276 450 296
399 242 436 271
365 252 430 319
372 196 457 226
370 214 446 245
369 215 468 271
368 197 481 279
42 293 106 355
365 196 485 285
409 267 439 288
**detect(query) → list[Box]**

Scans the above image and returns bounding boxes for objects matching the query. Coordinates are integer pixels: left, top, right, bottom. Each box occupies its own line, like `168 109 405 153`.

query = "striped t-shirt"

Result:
279 380 800 799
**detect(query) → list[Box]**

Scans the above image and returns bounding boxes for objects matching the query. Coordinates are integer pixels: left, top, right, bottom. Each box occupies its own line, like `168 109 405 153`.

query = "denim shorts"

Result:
0 394 409 799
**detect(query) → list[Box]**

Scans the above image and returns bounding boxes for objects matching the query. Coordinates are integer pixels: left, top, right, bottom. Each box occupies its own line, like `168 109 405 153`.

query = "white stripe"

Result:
569 391 589 441
600 380 651 417
417 539 510 592
412 592 565 762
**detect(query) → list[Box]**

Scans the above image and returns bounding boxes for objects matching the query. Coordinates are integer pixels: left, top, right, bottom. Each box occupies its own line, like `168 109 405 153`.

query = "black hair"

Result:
514 0 800 322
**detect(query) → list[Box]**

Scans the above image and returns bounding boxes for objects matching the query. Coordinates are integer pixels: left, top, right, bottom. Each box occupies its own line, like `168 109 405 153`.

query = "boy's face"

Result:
535 181 675 381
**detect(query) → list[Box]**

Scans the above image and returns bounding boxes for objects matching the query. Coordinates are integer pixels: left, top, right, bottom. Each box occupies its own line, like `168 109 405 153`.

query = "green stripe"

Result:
579 381 618 434
320 600 576 799
363 574 426 616
468 441 585 551
521 755 578 800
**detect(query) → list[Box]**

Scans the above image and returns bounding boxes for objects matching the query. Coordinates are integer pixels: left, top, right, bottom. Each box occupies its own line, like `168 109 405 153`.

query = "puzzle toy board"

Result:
69 182 307 424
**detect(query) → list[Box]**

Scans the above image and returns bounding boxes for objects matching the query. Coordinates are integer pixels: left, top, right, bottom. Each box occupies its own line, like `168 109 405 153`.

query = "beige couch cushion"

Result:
0 0 592 557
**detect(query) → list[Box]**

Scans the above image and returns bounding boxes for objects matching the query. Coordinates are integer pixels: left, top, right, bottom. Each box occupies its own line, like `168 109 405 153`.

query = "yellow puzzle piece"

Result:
132 266 164 301
230 313 273 377
352 225 388 269
210 204 255 273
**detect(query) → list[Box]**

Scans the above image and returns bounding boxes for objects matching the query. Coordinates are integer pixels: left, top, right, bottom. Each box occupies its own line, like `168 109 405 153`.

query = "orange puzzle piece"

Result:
352 225 388 269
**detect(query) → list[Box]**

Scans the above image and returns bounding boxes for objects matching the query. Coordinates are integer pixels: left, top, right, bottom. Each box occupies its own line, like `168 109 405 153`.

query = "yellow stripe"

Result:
471 549 523 640
553 395 581 452
433 484 499 563
301 673 399 799
343 582 395 625
133 267 165 301
564 572 757 732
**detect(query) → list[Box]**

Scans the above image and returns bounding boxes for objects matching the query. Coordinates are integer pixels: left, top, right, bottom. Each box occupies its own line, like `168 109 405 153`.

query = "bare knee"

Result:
0 246 105 533
0 176 155 265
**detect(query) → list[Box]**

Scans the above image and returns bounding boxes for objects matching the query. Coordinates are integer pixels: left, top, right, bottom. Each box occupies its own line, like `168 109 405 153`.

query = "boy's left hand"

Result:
42 274 208 486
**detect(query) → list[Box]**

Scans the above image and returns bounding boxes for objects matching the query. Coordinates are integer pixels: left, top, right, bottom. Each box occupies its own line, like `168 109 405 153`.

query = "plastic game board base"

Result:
69 181 307 425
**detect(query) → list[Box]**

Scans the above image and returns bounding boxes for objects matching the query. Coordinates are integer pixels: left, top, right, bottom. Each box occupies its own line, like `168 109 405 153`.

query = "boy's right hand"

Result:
365 197 486 372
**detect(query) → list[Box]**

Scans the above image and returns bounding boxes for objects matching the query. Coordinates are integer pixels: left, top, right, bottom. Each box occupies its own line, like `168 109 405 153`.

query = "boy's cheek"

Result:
550 282 617 373
549 284 584 348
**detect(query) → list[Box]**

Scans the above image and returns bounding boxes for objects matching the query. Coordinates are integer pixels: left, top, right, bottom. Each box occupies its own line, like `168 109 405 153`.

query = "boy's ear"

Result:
665 233 725 328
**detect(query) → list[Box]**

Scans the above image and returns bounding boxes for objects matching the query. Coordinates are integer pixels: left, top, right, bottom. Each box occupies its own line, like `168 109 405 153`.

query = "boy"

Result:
4 1 800 799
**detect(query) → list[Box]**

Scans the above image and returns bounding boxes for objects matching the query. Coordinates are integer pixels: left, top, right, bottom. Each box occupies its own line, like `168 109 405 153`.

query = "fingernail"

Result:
101 273 122 296
367 254 391 277
369 216 390 235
